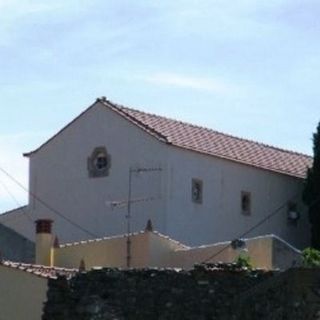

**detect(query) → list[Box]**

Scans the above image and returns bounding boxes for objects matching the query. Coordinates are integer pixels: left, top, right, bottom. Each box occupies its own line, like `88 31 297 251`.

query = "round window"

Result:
88 147 111 178
94 152 108 170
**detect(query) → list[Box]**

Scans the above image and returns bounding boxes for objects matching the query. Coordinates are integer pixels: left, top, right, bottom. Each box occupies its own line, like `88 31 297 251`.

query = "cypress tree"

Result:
303 122 320 249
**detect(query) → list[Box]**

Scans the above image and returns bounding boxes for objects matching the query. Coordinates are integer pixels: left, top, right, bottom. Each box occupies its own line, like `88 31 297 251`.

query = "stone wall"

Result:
236 268 320 320
42 265 320 320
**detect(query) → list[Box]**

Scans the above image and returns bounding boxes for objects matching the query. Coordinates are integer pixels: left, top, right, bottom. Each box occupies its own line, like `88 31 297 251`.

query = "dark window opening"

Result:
192 179 203 204
88 147 111 178
95 153 108 170
241 191 251 215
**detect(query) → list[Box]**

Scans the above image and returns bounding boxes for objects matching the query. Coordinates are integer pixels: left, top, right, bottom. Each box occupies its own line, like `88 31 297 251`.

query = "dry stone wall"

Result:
42 264 320 320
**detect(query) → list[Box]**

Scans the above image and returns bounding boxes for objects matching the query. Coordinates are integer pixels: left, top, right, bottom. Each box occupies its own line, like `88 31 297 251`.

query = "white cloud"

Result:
143 72 241 95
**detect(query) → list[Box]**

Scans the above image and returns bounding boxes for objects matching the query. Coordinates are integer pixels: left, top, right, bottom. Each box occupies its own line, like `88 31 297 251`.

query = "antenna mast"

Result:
126 167 162 268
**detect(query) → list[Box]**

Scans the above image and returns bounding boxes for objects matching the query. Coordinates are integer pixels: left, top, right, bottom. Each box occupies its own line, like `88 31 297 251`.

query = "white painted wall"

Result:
167 235 301 270
165 146 310 249
52 232 301 271
0 265 47 320
27 102 168 243
54 232 150 269
22 102 310 248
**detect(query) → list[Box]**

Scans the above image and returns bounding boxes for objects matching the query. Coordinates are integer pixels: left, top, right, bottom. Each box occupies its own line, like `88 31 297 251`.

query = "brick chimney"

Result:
35 219 53 266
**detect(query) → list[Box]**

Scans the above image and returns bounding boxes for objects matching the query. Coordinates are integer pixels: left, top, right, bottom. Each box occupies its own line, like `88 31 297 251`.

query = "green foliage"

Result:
302 248 320 267
303 121 320 249
234 252 253 269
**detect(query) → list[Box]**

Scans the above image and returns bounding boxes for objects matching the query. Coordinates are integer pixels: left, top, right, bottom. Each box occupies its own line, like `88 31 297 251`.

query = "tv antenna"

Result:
106 166 162 268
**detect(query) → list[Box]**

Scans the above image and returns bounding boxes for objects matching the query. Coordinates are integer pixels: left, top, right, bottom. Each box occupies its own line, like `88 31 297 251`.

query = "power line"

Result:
1 162 313 264
201 192 307 264
0 167 98 238
0 179 34 225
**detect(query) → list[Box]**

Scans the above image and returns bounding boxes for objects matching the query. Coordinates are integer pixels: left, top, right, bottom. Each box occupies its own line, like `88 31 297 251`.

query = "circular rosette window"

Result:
88 147 111 178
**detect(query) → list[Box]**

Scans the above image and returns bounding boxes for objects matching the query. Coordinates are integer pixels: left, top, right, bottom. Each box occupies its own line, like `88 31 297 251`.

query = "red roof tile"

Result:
0 261 77 279
103 99 312 179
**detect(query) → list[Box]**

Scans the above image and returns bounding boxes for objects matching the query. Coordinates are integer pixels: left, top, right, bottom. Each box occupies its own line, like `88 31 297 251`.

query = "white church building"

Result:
0 97 312 249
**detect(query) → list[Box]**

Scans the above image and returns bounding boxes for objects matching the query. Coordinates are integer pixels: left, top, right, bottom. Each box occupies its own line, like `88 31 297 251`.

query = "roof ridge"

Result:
100 98 171 144
1 260 76 270
0 260 77 279
151 230 190 249
111 102 311 159
60 230 146 248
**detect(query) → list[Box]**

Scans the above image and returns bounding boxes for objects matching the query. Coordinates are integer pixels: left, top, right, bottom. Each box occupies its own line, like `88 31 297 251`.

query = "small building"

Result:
36 219 302 271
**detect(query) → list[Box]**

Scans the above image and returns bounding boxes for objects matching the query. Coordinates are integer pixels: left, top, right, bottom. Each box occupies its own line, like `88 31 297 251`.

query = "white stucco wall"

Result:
24 102 310 249
147 232 189 267
54 232 150 269
168 237 273 270
0 266 47 320
165 146 310 249
28 102 168 243
51 232 301 271
167 235 301 270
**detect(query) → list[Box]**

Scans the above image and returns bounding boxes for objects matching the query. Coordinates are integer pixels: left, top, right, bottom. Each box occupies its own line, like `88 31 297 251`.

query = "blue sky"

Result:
0 0 319 212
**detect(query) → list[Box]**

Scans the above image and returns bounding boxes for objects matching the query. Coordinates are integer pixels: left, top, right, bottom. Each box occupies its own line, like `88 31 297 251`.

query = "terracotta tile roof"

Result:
0 261 77 279
102 99 312 179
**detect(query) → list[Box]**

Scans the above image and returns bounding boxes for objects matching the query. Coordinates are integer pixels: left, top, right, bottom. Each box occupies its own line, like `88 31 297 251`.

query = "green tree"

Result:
303 122 320 249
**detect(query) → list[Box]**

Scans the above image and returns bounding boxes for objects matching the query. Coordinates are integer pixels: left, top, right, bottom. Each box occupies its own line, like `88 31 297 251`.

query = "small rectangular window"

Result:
241 191 251 215
192 179 203 204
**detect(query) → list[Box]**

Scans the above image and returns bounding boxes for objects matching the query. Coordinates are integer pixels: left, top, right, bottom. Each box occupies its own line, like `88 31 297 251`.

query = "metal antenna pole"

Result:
126 168 133 268
125 166 162 268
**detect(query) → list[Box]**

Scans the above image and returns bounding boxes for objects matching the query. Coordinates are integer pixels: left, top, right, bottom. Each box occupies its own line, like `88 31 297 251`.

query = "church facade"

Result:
0 97 312 248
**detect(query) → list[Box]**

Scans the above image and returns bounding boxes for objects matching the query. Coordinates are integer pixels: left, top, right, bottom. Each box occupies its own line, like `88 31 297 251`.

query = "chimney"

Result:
79 258 86 272
35 219 54 266
145 219 153 232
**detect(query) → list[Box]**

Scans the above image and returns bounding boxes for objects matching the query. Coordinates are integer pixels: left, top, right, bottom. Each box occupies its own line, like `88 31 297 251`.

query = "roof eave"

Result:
170 144 308 180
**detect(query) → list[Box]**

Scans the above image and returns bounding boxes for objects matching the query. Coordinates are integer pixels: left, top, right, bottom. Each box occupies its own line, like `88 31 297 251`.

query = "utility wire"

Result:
201 191 310 264
0 167 98 238
0 179 34 225
1 164 314 261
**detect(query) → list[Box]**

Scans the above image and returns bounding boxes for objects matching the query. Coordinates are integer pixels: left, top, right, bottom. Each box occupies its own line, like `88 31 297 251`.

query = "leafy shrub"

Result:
234 252 253 269
302 248 320 267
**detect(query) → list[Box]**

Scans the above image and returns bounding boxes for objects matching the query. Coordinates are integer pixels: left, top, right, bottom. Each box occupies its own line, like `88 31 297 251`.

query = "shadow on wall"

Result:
0 223 35 263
